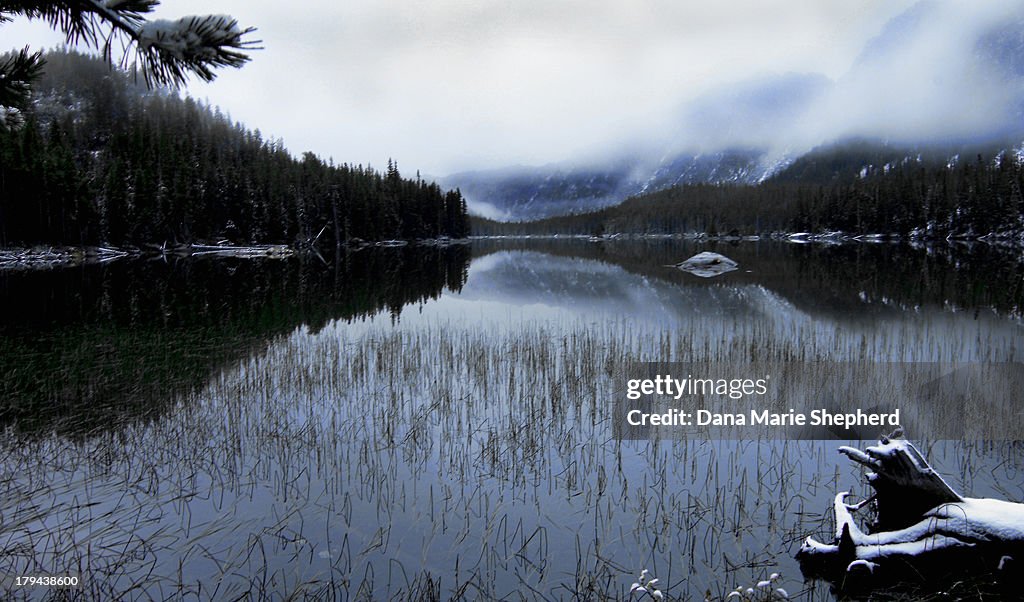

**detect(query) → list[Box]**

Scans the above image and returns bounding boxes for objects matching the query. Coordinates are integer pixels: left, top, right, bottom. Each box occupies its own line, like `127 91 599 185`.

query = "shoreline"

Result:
469 230 1024 247
0 238 473 270
3 230 1020 270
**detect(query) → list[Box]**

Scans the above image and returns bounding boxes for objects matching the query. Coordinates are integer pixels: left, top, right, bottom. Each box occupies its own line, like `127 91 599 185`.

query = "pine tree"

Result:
0 1 259 130
0 49 470 246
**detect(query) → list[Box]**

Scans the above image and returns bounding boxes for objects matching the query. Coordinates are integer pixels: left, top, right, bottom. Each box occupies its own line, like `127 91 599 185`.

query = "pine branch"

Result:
0 47 44 131
133 15 260 87
0 1 259 92
1 1 112 46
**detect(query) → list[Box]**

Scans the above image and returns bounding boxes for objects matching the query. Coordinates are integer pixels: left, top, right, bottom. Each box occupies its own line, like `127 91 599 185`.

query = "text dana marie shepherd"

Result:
624 374 900 429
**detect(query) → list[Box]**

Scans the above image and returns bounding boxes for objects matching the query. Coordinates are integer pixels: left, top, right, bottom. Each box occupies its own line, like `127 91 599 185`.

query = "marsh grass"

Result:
1 307 1021 600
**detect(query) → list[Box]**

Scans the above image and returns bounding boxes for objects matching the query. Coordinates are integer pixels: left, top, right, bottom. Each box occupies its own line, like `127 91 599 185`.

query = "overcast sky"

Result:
4 1 925 174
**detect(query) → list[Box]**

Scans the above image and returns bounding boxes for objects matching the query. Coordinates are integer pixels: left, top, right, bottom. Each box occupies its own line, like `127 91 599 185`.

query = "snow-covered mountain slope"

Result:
443 150 787 221
447 1 1024 223
443 71 827 221
440 162 641 221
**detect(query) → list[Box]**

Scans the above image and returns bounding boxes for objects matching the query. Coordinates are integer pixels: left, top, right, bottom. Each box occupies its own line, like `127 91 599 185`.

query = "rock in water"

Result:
674 252 738 277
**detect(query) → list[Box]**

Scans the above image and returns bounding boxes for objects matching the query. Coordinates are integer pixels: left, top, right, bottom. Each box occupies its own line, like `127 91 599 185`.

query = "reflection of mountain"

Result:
459 250 795 322
0 246 470 434
468 239 1024 320
455 241 1022 371
6 240 1019 434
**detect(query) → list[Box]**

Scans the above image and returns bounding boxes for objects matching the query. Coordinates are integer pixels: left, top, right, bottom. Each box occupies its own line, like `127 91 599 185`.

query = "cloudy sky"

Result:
2 0 952 174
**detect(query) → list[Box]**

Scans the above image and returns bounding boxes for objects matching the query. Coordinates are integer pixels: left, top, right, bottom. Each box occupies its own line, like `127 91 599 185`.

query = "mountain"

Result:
975 5 1024 125
445 72 829 221
440 161 641 221
444 149 800 222
447 1 1024 223
979 8 1024 79
822 1 1024 146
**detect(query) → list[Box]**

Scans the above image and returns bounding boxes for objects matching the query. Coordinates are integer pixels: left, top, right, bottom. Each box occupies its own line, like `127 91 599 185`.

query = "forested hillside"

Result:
0 50 469 247
474 141 1024 240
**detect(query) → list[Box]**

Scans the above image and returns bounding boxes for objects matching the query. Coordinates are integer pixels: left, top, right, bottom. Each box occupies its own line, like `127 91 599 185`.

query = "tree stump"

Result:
797 431 1024 593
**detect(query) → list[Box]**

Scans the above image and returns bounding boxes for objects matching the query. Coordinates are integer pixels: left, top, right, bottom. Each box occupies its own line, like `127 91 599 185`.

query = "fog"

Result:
3 0 1022 175
799 1 1024 149
662 0 1024 161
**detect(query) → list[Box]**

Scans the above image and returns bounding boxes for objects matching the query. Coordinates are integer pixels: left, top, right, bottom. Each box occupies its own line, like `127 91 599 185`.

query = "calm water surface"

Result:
0 240 1022 600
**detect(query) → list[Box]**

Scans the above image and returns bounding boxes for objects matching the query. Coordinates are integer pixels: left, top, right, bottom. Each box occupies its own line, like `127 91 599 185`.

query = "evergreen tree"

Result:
0 49 471 247
0 0 258 130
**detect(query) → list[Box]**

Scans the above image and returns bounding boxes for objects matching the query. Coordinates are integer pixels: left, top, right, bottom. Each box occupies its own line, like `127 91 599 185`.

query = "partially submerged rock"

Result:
673 251 738 277
798 432 1024 595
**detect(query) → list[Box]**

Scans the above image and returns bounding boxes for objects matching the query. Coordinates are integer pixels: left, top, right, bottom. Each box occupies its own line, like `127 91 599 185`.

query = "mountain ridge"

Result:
446 0 1024 222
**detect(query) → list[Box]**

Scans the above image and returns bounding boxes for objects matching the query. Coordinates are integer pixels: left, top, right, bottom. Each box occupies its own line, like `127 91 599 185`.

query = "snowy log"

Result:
797 433 1024 591
837 436 963 531
189 244 293 258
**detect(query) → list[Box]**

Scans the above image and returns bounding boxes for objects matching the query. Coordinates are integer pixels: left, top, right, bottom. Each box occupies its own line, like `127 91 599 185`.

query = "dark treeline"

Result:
0 50 470 247
472 183 801 236
0 245 470 434
474 141 1024 239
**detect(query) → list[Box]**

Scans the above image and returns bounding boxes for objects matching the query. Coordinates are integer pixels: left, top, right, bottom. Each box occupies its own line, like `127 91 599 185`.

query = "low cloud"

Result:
6 0 1018 176
670 1 1024 157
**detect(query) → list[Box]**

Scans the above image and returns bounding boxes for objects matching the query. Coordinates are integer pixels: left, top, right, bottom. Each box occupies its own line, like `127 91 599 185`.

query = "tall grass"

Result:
1 310 1021 600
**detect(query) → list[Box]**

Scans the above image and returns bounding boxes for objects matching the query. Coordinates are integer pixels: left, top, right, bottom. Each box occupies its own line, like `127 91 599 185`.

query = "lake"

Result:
1 239 1022 600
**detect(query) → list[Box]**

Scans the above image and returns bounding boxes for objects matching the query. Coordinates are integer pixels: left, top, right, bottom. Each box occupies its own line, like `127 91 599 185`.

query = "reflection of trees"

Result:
470 239 1024 318
0 245 470 434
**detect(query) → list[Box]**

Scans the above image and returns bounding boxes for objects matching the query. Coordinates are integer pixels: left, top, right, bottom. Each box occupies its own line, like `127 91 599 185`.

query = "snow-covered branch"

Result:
133 14 258 86
0 47 44 130
0 0 259 116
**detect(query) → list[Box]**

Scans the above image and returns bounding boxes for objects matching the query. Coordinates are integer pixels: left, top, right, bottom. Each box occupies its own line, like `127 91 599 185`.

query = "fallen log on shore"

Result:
0 243 297 269
188 244 294 257
798 432 1024 596
0 246 85 269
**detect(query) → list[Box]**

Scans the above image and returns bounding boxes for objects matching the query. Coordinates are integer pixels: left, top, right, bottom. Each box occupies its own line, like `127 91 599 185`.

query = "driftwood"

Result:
0 246 131 270
1 243 297 269
188 244 293 258
797 432 1024 593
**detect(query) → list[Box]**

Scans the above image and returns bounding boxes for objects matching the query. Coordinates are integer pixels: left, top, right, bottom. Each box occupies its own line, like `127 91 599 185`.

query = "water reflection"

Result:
471 238 1024 318
415 243 1022 365
2 239 1022 432
0 245 470 432
0 240 1022 600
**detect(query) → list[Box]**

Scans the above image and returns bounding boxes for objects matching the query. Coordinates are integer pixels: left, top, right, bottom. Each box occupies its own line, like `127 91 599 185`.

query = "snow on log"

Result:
838 436 963 531
797 431 1024 592
188 244 293 257
673 251 738 278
